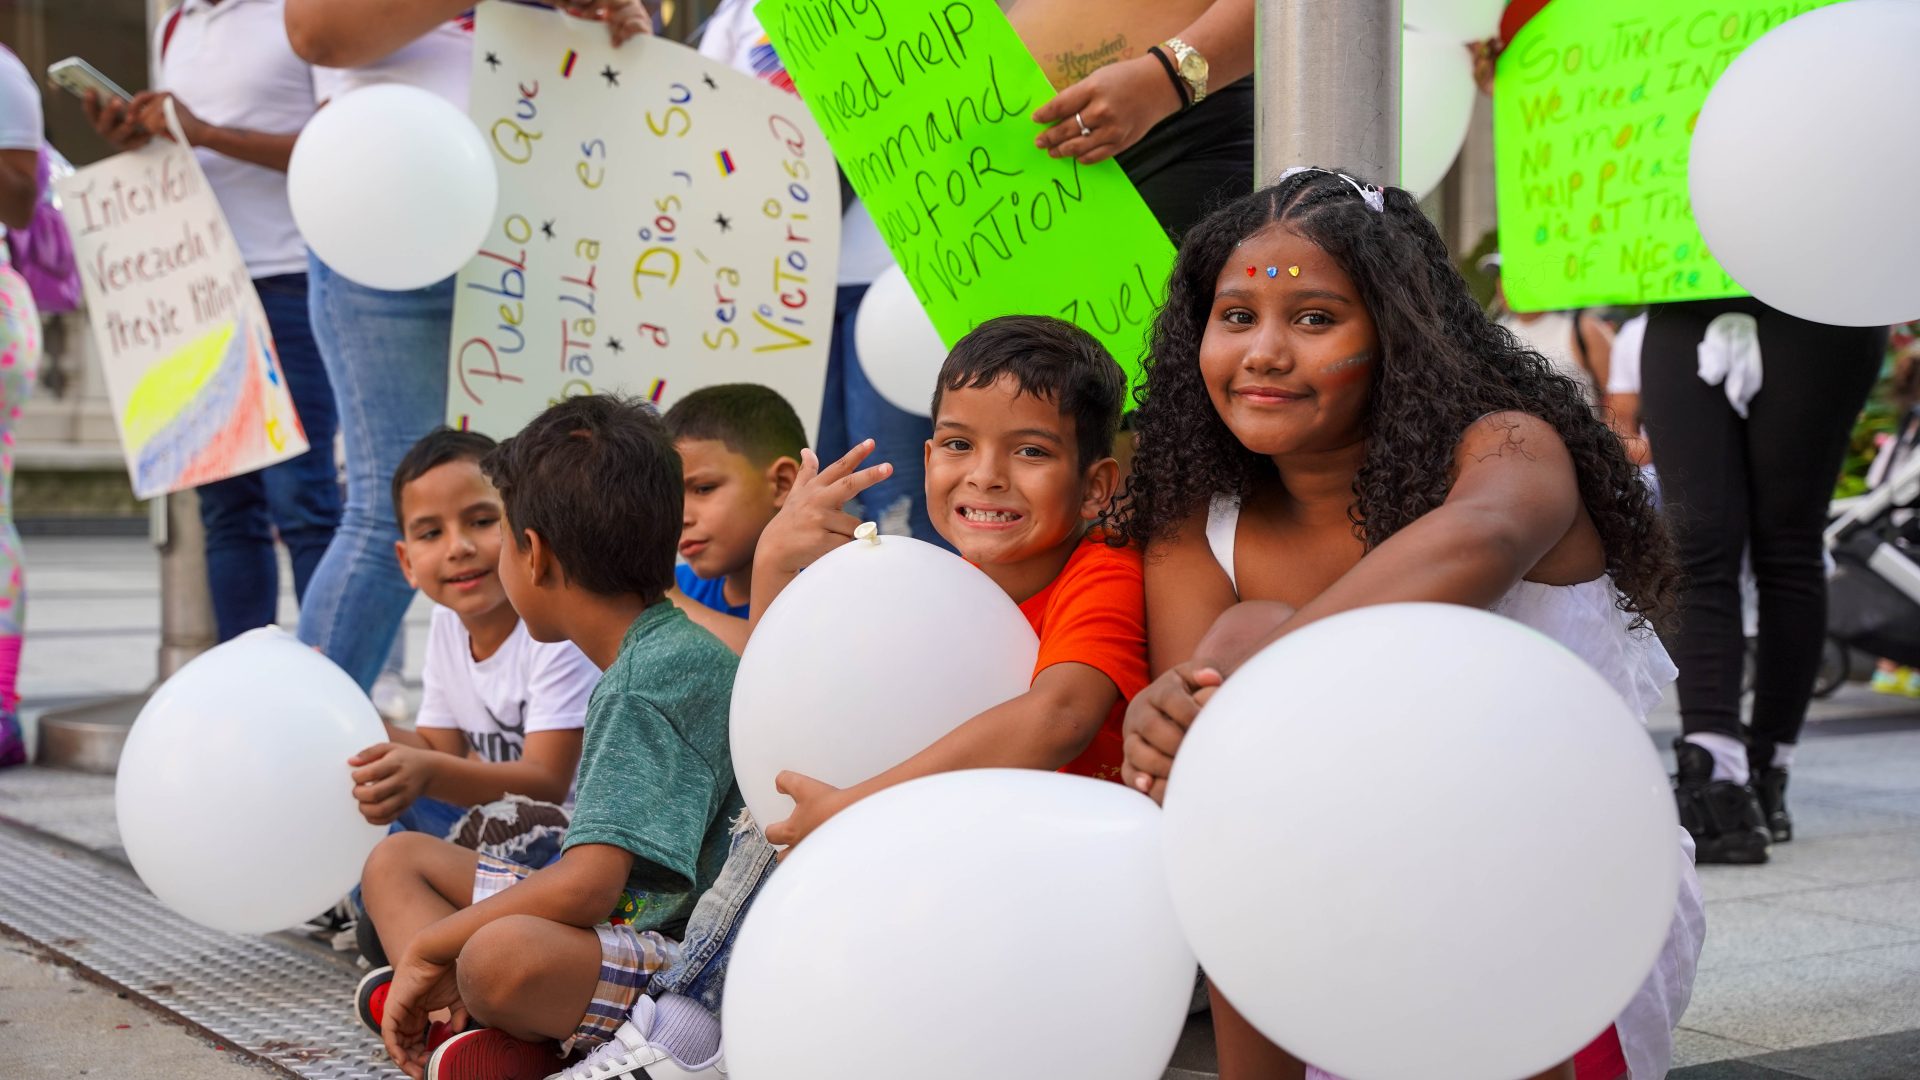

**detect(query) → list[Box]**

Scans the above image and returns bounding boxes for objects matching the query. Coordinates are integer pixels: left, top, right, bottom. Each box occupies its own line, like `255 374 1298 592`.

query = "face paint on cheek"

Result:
1321 350 1373 389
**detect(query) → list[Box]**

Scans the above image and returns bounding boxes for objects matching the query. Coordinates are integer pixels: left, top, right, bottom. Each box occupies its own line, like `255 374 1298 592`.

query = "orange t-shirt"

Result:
1016 540 1149 782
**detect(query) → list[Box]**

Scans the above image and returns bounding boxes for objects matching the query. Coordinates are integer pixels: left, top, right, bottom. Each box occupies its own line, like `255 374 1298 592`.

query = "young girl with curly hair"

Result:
1112 169 1702 1080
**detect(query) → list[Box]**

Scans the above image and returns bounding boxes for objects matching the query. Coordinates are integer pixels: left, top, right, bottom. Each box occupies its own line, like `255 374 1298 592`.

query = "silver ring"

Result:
1075 111 1092 138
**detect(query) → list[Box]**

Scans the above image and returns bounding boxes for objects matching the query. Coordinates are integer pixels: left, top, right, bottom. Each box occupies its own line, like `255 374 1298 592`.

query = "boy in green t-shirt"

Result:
361 395 742 1080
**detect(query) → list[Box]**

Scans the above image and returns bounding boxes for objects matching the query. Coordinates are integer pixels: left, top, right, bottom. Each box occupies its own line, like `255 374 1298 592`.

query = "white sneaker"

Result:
545 1000 727 1080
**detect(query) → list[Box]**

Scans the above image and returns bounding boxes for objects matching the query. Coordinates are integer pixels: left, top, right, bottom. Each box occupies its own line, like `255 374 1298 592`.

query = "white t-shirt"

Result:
415 606 599 802
314 18 473 110
0 46 42 256
0 48 41 152
157 0 316 278
698 0 891 286
1607 313 1649 396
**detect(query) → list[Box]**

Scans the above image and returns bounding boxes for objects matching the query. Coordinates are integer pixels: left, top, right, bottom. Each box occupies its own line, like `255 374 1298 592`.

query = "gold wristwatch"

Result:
1162 37 1210 106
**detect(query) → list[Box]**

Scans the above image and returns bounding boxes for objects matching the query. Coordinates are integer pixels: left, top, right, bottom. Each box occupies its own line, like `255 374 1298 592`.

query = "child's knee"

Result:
456 914 546 1024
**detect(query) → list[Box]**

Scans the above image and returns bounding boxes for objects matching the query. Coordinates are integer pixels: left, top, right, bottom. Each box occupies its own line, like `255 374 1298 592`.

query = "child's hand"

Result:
1120 662 1223 805
764 771 856 851
349 743 437 826
546 0 654 45
380 948 466 1080
755 441 894 580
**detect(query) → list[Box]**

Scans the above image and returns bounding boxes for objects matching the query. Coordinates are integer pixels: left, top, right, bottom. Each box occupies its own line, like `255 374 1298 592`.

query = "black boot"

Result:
1754 767 1793 843
1673 738 1771 864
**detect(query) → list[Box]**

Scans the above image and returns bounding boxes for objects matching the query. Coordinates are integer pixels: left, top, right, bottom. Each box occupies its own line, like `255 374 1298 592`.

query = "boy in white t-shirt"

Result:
346 428 599 841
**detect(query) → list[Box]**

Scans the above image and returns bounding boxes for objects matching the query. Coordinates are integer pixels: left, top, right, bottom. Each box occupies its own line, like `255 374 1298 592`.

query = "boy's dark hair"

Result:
481 395 681 602
931 315 1125 468
1111 169 1678 631
663 384 806 466
391 427 500 530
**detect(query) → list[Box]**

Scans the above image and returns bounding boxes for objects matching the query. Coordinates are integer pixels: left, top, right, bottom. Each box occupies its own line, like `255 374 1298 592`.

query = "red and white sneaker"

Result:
354 966 393 1034
356 964 461 1053
425 1028 564 1080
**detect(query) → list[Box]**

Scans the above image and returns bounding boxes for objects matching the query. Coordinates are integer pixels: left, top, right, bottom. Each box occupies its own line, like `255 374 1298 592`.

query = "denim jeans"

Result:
197 274 341 642
816 283 948 551
646 811 778 1016
296 254 453 690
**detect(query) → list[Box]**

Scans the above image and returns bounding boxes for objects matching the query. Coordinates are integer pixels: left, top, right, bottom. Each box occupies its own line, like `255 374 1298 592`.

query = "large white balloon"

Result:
1402 27 1478 198
730 533 1036 829
853 265 948 417
1403 0 1504 42
1689 0 1920 326
116 627 388 934
1162 604 1678 1080
287 84 498 291
726 770 1196 1080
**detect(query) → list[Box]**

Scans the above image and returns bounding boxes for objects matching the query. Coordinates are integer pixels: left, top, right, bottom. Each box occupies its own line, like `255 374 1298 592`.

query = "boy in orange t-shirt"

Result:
751 314 1146 847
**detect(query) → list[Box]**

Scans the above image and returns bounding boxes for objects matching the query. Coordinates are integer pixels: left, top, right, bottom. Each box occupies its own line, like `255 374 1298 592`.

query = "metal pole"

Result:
1255 0 1402 190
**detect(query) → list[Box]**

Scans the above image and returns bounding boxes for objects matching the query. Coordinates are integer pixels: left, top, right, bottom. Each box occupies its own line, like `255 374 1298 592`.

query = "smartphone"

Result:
47 57 133 104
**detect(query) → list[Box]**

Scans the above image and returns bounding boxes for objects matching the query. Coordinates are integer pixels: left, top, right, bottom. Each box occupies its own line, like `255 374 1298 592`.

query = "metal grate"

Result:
0 826 404 1080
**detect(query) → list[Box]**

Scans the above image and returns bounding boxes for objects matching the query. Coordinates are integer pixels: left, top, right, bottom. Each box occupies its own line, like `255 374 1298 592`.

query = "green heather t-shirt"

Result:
561 601 743 937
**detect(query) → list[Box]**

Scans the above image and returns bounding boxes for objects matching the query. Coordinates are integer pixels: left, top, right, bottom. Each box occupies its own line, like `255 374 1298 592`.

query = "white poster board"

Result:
451 1 840 438
58 138 308 498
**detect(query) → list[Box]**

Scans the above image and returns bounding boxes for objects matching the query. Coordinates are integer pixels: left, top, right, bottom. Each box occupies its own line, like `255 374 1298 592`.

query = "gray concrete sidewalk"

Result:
7 536 1920 1079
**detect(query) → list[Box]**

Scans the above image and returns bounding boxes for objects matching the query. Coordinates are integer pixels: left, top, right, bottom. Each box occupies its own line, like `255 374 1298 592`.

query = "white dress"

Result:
1205 495 1705 1080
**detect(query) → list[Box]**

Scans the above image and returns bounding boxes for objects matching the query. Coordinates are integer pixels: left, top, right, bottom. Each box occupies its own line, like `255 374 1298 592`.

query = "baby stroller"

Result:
1824 412 1920 675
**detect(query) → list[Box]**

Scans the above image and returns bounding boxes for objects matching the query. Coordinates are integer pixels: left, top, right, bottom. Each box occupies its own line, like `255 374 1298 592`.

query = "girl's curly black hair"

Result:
1108 169 1678 629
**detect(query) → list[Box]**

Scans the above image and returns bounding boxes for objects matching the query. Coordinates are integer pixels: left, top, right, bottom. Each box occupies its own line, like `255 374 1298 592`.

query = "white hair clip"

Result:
1279 166 1386 213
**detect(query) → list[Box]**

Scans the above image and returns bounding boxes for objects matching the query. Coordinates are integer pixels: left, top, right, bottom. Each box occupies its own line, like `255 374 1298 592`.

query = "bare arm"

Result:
420 728 581 808
284 0 473 69
1578 312 1615 399
0 149 36 231
418 841 630 958
1223 412 1587 675
766 661 1120 846
1603 391 1651 467
667 588 751 653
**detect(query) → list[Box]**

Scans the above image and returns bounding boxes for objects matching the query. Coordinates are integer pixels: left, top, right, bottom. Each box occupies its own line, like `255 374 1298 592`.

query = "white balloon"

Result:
1402 26 1478 198
116 627 388 934
287 84 498 291
853 265 948 417
726 770 1196 1080
1689 0 1920 326
1162 604 1678 1080
730 533 1036 830
1403 0 1504 43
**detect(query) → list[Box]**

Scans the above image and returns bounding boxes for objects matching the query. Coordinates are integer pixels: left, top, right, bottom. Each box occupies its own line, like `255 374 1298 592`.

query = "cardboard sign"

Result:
1493 0 1839 310
450 1 840 438
755 0 1176 386
58 140 307 499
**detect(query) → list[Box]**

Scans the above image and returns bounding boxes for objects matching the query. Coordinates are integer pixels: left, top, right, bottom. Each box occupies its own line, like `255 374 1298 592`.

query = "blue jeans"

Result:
197 274 341 642
646 812 778 1016
816 284 948 550
296 255 453 690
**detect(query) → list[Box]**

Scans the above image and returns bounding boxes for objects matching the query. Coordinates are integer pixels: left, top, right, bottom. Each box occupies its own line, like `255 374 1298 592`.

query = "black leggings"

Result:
1639 297 1886 755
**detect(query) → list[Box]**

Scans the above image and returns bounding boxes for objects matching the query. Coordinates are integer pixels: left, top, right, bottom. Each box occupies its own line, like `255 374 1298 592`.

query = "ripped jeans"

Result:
645 809 779 1016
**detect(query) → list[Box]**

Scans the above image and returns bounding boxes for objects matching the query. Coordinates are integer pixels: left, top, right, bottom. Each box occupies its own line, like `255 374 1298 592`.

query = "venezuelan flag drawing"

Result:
560 49 578 77
716 150 736 177
121 320 276 496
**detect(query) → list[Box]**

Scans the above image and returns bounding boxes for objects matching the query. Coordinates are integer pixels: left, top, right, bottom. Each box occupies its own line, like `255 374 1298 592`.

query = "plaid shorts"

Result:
470 854 680 1051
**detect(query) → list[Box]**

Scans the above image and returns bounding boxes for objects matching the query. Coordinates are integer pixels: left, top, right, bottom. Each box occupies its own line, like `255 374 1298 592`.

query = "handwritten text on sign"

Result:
450 1 839 438
57 142 306 498
1493 0 1838 311
755 0 1176 384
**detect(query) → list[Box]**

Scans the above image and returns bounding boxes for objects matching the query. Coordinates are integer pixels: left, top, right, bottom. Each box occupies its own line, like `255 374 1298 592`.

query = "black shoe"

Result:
1754 767 1793 843
1673 738 1771 864
351 890 389 968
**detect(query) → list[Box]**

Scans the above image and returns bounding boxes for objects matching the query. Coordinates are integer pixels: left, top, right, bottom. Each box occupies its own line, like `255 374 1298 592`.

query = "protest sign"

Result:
57 136 307 499
1493 0 1840 311
754 0 1176 386
451 1 839 439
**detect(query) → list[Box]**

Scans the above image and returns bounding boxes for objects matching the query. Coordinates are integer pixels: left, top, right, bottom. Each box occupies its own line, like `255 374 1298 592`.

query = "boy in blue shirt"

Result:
361 395 741 1080
662 384 803 653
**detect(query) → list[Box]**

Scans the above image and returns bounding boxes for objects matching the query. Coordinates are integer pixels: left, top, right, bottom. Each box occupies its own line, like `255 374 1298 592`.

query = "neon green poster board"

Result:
754 0 1176 386
1493 1 1840 311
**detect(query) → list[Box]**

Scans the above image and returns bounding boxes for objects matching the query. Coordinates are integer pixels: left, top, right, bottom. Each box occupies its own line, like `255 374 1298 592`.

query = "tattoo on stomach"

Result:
1055 35 1129 82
